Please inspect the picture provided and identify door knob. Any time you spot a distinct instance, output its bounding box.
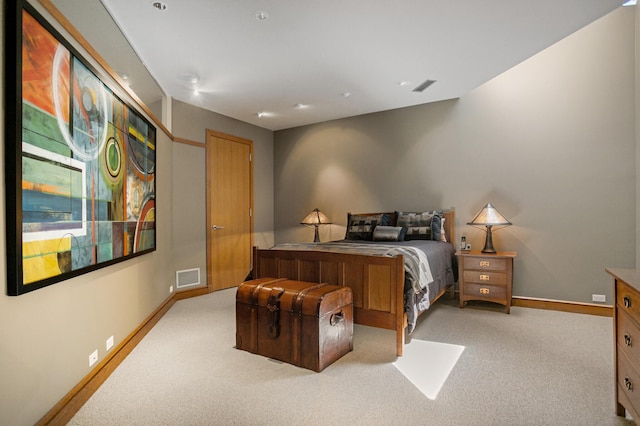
[211,225,225,230]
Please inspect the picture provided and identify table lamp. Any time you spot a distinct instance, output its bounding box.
[301,208,331,242]
[467,203,512,253]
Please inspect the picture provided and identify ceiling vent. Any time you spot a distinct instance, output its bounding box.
[413,79,437,93]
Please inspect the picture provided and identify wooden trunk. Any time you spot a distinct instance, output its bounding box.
[235,278,354,372]
[253,247,407,355]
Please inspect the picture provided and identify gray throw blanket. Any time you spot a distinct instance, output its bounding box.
[271,242,433,296]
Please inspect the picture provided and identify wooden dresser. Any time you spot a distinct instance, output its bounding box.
[607,267,640,422]
[457,251,516,313]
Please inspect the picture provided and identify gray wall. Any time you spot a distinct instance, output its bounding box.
[274,7,636,304]
[636,5,640,269]
[170,100,275,286]
[172,142,207,280]
[0,3,176,424]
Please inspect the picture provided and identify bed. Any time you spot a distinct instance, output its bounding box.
[252,209,457,356]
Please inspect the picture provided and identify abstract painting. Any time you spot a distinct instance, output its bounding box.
[5,2,156,295]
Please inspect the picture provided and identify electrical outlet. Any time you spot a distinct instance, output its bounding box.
[89,350,98,367]
[592,294,606,303]
[106,335,114,351]
[170,285,174,293]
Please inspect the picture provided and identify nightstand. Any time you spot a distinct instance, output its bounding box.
[457,250,517,313]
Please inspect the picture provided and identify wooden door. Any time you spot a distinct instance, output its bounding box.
[206,130,253,291]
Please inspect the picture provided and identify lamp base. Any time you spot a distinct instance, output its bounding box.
[481,226,497,253]
[313,226,320,243]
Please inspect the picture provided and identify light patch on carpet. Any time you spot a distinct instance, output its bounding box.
[392,339,464,400]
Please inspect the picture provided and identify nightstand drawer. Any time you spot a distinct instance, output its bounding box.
[463,283,507,300]
[463,257,507,271]
[463,270,507,286]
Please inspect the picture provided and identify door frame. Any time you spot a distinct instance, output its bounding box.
[205,129,254,291]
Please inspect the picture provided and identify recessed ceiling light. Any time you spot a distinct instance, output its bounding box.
[151,2,167,11]
[257,112,266,118]
[398,81,410,87]
[623,0,636,5]
[118,73,130,86]
[341,92,351,98]
[178,73,200,84]
[294,103,307,109]
[254,11,269,21]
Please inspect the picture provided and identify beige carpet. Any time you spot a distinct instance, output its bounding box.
[69,288,634,425]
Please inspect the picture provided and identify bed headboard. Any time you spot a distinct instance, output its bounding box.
[352,209,455,246]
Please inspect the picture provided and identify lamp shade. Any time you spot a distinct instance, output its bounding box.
[467,203,511,253]
[300,208,331,226]
[467,203,512,227]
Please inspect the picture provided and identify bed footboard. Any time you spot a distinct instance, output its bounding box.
[253,247,406,356]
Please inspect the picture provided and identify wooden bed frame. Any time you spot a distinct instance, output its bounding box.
[252,210,455,357]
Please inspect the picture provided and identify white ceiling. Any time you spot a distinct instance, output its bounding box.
[97,0,624,131]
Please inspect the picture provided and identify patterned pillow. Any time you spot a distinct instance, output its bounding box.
[372,226,407,242]
[345,213,391,240]
[432,213,444,242]
[395,211,443,241]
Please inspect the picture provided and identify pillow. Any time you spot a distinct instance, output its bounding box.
[372,226,407,242]
[431,213,443,242]
[395,210,443,241]
[439,217,448,242]
[345,213,391,240]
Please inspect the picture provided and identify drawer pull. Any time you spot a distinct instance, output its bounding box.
[480,287,490,295]
[625,334,633,347]
[626,377,633,391]
[480,274,490,281]
[624,296,632,308]
[479,260,490,268]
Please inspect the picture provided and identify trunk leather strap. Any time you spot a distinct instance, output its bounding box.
[291,283,328,364]
[249,278,288,307]
[248,278,287,350]
[292,283,328,316]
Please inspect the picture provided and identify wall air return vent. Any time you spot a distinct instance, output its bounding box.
[176,268,201,289]
[413,79,437,93]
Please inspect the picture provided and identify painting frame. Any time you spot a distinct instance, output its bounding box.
[5,1,157,296]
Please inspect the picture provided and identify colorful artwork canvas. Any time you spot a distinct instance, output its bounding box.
[5,3,156,295]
